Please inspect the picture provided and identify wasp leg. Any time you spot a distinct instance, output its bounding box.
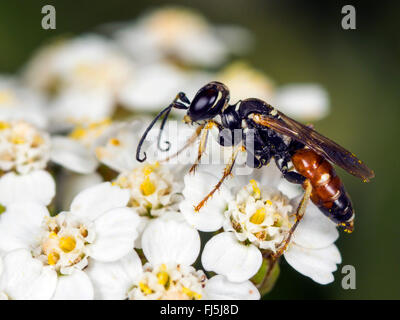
[160,124,205,163]
[189,121,216,174]
[272,179,312,259]
[194,145,242,212]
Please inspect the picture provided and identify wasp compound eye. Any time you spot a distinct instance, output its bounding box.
[188,82,229,121]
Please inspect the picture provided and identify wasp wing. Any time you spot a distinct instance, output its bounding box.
[253,112,375,181]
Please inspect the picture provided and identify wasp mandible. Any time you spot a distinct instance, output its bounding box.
[136,81,374,256]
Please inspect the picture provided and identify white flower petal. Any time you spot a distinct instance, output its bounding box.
[52,269,94,300]
[90,207,140,262]
[71,182,130,221]
[234,161,283,190]
[180,171,231,232]
[0,76,48,129]
[0,202,48,252]
[0,170,55,206]
[205,275,260,300]
[201,232,262,282]
[274,84,329,121]
[86,251,142,300]
[0,249,57,299]
[292,201,339,249]
[142,216,200,266]
[133,214,150,249]
[49,89,115,129]
[278,179,303,199]
[284,243,341,285]
[118,63,187,112]
[95,121,146,172]
[57,171,103,211]
[51,136,98,174]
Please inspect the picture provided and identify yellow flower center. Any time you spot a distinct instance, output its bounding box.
[157,271,170,286]
[47,252,60,265]
[59,236,76,253]
[69,119,111,141]
[109,138,120,146]
[142,162,160,176]
[69,127,87,140]
[11,136,25,144]
[0,121,10,130]
[140,177,156,196]
[250,179,261,199]
[250,207,266,225]
[49,231,58,239]
[139,282,153,295]
[181,287,202,300]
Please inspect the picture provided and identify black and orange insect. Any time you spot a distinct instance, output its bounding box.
[136,81,374,256]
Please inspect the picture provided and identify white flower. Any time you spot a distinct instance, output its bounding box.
[113,7,248,67]
[0,249,57,300]
[0,183,140,299]
[0,76,48,129]
[93,121,186,246]
[50,118,114,174]
[94,120,184,218]
[180,164,341,284]
[94,119,151,173]
[56,171,103,211]
[112,162,183,218]
[87,214,259,300]
[118,62,212,112]
[217,61,275,103]
[0,120,55,206]
[223,183,293,252]
[274,84,330,121]
[23,35,135,130]
[217,62,330,121]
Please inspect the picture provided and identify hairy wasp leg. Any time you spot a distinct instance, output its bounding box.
[194,145,243,212]
[189,121,216,174]
[160,124,205,163]
[272,179,312,259]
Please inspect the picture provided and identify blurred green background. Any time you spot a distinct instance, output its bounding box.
[0,0,398,299]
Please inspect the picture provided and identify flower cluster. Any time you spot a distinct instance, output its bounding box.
[0,6,341,300]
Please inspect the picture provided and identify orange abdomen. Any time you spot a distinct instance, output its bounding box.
[291,148,354,232]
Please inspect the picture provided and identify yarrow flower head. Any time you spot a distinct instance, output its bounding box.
[0,120,50,174]
[217,61,330,122]
[23,34,135,130]
[113,162,182,217]
[50,118,114,174]
[34,213,95,274]
[87,214,260,300]
[0,76,48,129]
[224,180,293,252]
[128,262,206,300]
[0,183,140,299]
[0,120,55,206]
[180,164,341,284]
[113,7,249,68]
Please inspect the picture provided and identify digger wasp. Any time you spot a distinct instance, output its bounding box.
[136,81,374,256]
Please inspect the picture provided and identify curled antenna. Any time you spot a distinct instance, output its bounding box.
[136,93,190,163]
[136,104,173,162]
[157,105,172,152]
